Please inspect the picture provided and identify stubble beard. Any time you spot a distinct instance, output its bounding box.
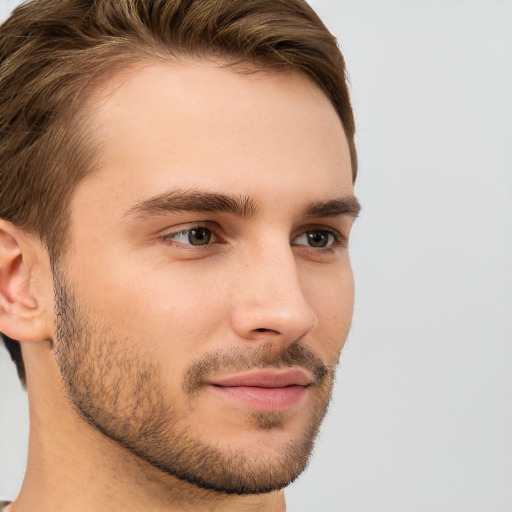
[51,266,338,495]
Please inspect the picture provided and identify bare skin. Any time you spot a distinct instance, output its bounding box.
[0,60,357,511]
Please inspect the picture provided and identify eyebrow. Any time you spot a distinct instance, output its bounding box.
[124,189,360,220]
[124,189,258,218]
[302,196,361,219]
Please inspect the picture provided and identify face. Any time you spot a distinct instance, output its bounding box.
[52,60,358,494]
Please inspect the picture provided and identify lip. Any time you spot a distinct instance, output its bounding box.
[209,368,312,388]
[207,369,312,412]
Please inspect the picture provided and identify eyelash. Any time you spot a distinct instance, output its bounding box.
[160,224,347,252]
[293,228,348,252]
[160,222,222,252]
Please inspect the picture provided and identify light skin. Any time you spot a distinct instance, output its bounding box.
[0,59,358,511]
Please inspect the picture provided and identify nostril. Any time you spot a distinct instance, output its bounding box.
[254,328,281,335]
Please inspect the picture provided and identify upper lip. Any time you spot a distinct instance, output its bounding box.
[208,369,312,388]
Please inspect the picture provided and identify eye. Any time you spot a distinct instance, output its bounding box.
[293,229,339,248]
[163,226,215,246]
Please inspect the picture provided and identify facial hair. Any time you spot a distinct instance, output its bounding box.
[51,265,338,495]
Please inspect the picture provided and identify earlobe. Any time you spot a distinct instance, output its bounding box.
[0,220,52,343]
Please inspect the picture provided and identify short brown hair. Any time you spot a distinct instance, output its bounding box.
[0,0,357,386]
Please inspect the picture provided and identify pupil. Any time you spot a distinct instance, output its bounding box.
[308,231,328,247]
[188,228,211,245]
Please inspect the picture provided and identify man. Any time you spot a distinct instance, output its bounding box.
[0,0,359,510]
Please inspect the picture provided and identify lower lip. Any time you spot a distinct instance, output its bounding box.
[209,385,307,412]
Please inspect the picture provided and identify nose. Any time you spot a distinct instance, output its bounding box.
[230,244,318,344]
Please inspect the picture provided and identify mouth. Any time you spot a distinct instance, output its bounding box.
[206,369,312,413]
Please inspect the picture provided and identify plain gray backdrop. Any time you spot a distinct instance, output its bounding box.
[1,1,511,511]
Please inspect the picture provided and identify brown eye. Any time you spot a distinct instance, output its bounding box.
[294,230,336,248]
[307,231,330,247]
[187,228,212,245]
[164,227,213,245]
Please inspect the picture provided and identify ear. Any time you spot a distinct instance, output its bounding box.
[0,219,53,343]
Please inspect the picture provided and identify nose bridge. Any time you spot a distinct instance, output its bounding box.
[231,237,317,341]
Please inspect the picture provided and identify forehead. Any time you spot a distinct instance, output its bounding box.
[78,59,353,212]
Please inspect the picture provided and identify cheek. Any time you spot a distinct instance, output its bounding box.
[68,253,229,360]
[302,260,354,359]
[106,269,227,344]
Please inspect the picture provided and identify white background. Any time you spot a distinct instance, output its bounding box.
[1,1,511,511]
